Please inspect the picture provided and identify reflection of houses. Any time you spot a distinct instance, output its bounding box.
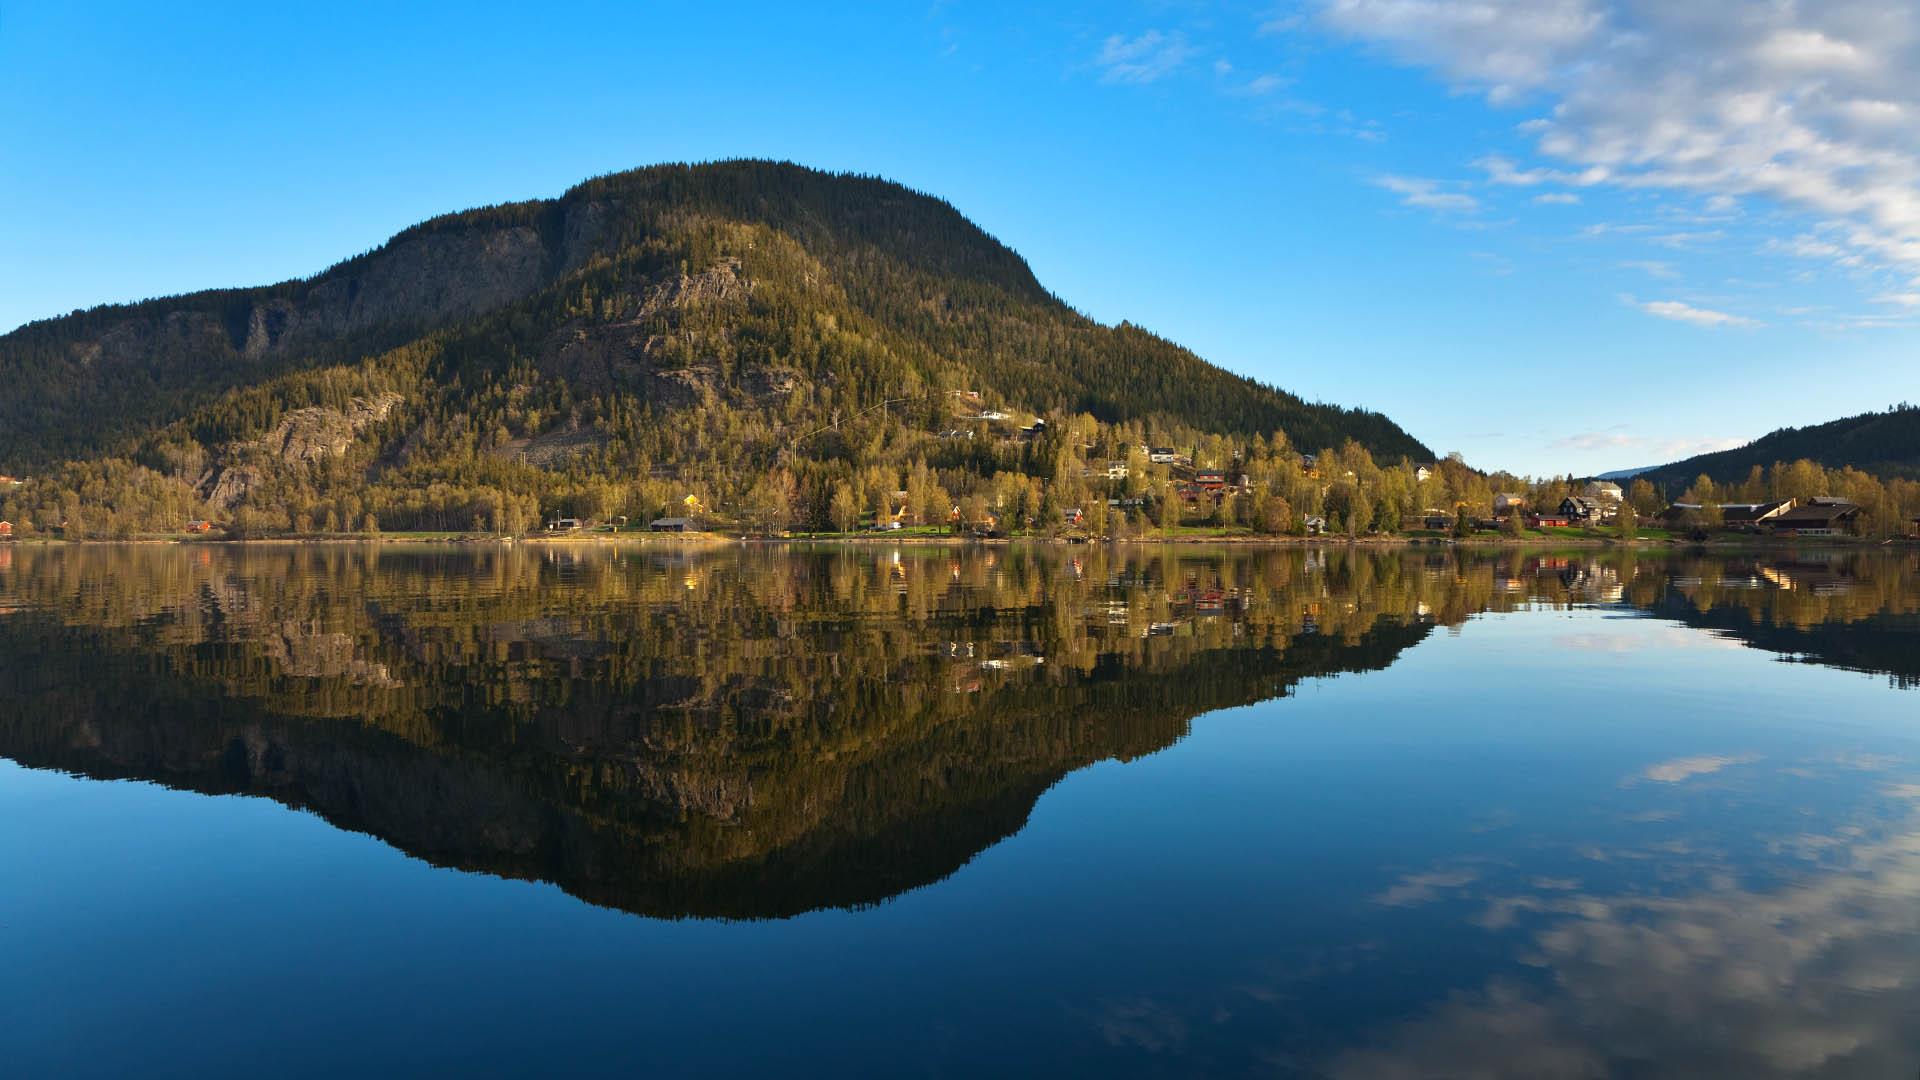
[1768,498,1861,537]
[1757,558,1855,595]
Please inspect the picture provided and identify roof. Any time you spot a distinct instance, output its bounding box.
[1722,499,1794,523]
[1771,502,1860,526]
[650,517,692,526]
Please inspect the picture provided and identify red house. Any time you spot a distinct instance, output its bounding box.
[0,520,13,538]
[1529,510,1573,528]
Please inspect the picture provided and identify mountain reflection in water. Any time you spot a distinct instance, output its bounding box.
[1,543,1916,925]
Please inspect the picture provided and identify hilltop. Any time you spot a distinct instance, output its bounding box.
[1634,405,1920,493]
[0,160,1433,537]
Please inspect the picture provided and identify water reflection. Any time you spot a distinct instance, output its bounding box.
[1333,774,1920,1079]
[1,543,1916,926]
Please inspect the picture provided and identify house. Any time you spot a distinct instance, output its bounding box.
[1018,418,1048,440]
[1768,498,1861,537]
[1174,482,1213,505]
[1149,447,1179,464]
[1063,507,1084,526]
[977,409,1011,421]
[1104,461,1130,480]
[1530,509,1573,528]
[185,520,214,534]
[1560,496,1610,523]
[1414,509,1453,531]
[1414,464,1435,483]
[1494,493,1528,514]
[546,518,584,532]
[649,517,692,532]
[1584,480,1624,502]
[0,521,12,539]
[937,429,974,440]
[1303,515,1327,535]
[1194,470,1227,490]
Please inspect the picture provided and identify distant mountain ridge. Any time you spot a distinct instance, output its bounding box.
[1632,406,1920,492]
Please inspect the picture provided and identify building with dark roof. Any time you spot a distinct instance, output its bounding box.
[1767,499,1861,536]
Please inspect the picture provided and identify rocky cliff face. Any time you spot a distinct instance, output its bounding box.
[197,391,404,509]
[0,200,614,465]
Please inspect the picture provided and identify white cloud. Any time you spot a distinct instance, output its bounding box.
[1329,806,1920,1079]
[1546,428,1745,459]
[1374,174,1480,212]
[1318,0,1920,291]
[1096,30,1199,85]
[1873,291,1920,307]
[1534,192,1581,205]
[1639,753,1760,784]
[1633,297,1759,328]
[1620,259,1677,278]
[1373,868,1480,907]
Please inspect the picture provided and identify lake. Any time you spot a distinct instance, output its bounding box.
[3,542,1919,1077]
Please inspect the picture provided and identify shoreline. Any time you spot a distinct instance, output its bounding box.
[4,532,1911,550]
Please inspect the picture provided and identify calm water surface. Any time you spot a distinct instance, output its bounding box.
[3,543,1920,1077]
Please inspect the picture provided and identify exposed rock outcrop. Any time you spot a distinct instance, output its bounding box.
[197,392,404,509]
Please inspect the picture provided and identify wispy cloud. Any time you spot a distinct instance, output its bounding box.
[1631,297,1760,328]
[1319,0,1920,297]
[1533,192,1581,205]
[1372,869,1480,907]
[1636,753,1761,783]
[1620,259,1677,279]
[1548,428,1746,458]
[1374,174,1480,212]
[1096,30,1198,85]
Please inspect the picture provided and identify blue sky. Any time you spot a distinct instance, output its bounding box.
[5,1,1920,475]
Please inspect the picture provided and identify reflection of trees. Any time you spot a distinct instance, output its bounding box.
[2,544,1914,919]
[0,544,1438,919]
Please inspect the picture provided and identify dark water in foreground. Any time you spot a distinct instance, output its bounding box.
[3,542,1920,1077]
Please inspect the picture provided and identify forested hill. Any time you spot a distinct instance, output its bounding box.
[0,160,1431,537]
[1635,406,1920,491]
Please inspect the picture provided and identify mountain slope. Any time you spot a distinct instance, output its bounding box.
[0,160,1432,536]
[1636,406,1920,492]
